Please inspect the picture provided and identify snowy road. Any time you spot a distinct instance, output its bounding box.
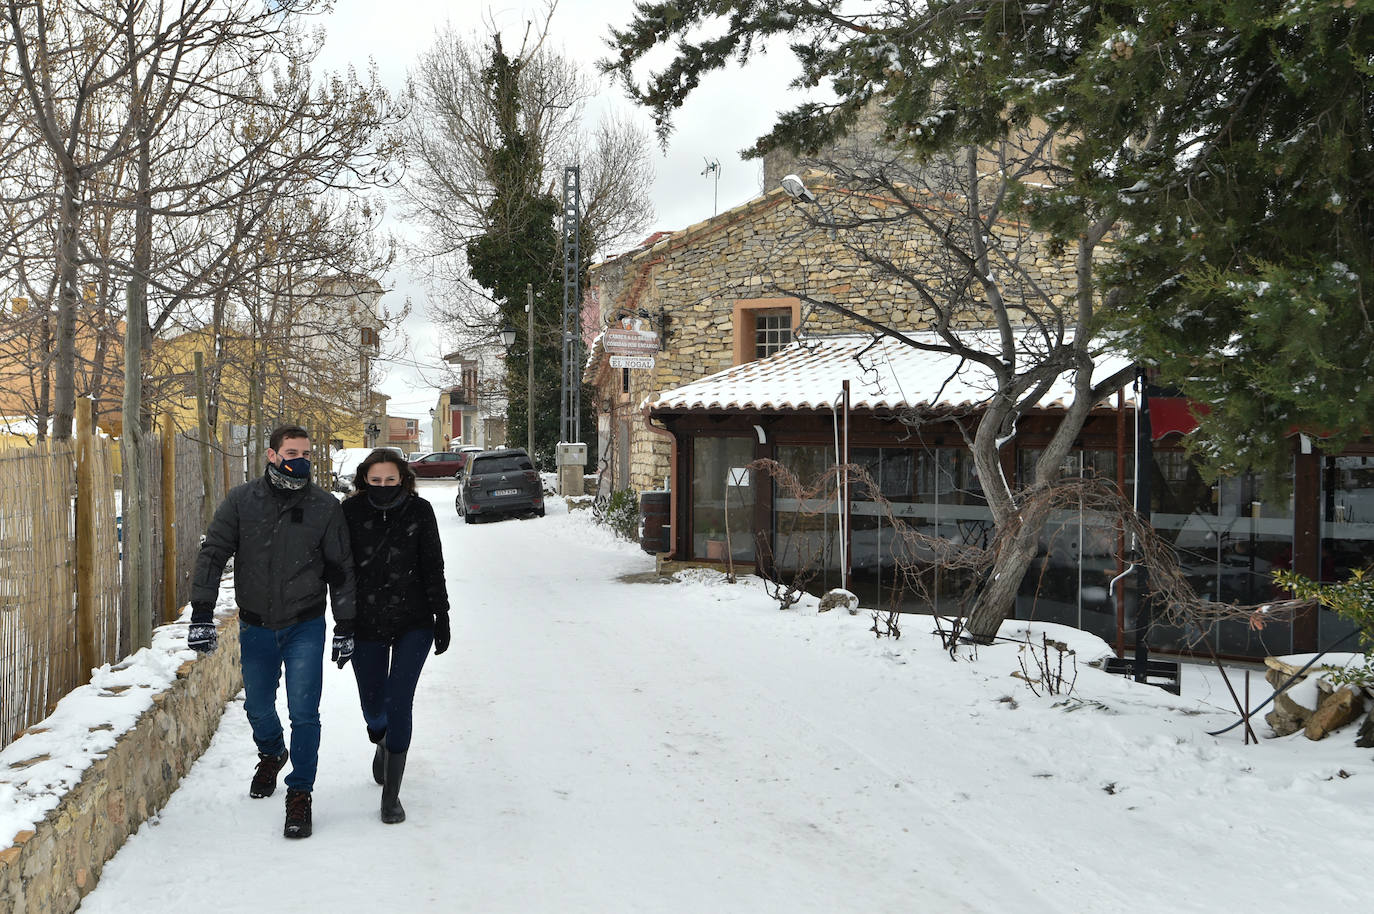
[77,481,1374,913]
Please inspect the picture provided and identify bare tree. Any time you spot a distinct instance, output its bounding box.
[770,131,1137,644]
[2,0,401,646]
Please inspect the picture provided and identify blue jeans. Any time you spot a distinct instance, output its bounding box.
[239,616,325,793]
[351,627,433,754]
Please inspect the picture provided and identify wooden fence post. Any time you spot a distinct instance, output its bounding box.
[160,414,178,624]
[75,398,98,683]
[194,351,214,530]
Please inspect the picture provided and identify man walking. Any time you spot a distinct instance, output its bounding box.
[188,424,356,839]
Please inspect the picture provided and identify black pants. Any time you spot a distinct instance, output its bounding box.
[351,627,433,753]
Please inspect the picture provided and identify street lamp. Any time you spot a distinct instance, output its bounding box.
[499,325,517,348]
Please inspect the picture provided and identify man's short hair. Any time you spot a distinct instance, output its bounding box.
[269,424,311,451]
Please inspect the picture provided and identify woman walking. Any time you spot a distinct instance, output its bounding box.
[343,449,450,823]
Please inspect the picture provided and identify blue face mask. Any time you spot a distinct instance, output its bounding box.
[277,457,311,480]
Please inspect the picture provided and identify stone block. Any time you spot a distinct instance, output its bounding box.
[1305,687,1365,740]
[818,589,859,614]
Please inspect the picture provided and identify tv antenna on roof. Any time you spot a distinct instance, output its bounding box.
[701,157,721,215]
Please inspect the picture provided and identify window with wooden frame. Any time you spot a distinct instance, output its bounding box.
[754,310,792,359]
[731,297,801,365]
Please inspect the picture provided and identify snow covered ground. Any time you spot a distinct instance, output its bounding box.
[28,481,1374,911]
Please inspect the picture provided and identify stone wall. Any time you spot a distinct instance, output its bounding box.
[0,612,242,914]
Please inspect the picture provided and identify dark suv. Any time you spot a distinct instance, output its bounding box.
[456,448,543,522]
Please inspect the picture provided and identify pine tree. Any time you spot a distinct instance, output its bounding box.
[1098,2,1374,480]
[465,40,568,467]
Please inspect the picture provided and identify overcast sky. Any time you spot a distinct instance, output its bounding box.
[315,0,807,428]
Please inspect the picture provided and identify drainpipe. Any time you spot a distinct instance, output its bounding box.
[641,403,678,559]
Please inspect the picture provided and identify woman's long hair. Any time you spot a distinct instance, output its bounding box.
[350,449,418,496]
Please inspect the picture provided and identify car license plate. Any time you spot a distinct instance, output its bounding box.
[493,488,519,497]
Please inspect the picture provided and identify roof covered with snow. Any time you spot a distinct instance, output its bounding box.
[648,331,1137,414]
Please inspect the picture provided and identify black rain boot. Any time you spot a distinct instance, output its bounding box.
[380,750,407,824]
[368,728,387,785]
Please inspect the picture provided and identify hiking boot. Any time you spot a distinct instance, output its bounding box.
[249,749,289,799]
[283,788,312,839]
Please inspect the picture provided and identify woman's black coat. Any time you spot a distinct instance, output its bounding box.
[342,492,449,643]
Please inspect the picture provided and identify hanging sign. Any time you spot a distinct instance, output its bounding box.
[609,355,655,369]
[604,327,660,355]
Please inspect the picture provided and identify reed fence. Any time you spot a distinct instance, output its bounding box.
[0,439,78,748]
[1,402,247,748]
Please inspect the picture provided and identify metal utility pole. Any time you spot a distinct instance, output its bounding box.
[559,165,581,444]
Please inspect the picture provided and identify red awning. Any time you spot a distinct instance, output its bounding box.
[1149,397,1207,440]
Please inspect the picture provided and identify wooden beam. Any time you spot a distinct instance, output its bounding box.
[160,413,178,624]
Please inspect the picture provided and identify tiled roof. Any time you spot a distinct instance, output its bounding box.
[649,331,1136,414]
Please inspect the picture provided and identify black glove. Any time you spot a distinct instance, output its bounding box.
[331,631,354,668]
[187,622,218,654]
[433,612,450,655]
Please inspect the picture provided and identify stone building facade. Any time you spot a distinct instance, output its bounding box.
[585,179,1081,499]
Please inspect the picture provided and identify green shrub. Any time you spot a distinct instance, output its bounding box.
[598,488,640,542]
[1274,567,1374,653]
[1319,661,1374,690]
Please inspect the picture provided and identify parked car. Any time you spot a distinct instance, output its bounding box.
[408,450,468,478]
[455,448,542,522]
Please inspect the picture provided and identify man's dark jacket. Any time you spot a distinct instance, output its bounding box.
[191,472,356,631]
[342,492,448,643]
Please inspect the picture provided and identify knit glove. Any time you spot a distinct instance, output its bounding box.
[433,612,451,656]
[331,631,355,669]
[187,622,218,654]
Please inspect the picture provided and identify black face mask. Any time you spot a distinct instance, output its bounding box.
[367,484,405,509]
